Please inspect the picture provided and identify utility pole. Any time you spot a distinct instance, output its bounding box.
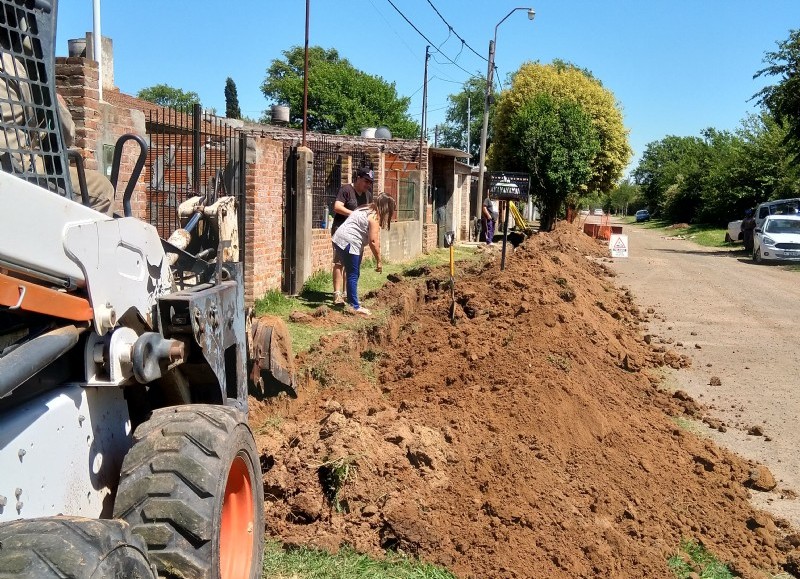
[302,0,310,147]
[420,45,430,158]
[466,97,471,162]
[475,39,495,221]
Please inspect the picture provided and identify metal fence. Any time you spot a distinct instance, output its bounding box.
[145,104,246,259]
[384,176,417,221]
[306,135,371,227]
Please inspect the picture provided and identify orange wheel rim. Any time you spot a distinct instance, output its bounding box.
[220,455,255,579]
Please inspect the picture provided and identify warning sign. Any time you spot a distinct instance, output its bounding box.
[609,234,628,258]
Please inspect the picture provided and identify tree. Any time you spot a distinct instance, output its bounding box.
[225,77,241,119]
[489,61,631,195]
[261,46,419,138]
[633,135,705,223]
[137,84,200,110]
[754,29,800,161]
[507,93,600,231]
[438,76,497,163]
[610,179,641,216]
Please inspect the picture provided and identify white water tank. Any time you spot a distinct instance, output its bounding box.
[271,105,290,125]
[361,127,377,138]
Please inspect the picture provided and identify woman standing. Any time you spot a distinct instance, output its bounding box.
[331,193,396,316]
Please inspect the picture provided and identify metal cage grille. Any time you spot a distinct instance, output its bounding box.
[0,0,69,197]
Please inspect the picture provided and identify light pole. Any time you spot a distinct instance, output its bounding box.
[474,7,535,224]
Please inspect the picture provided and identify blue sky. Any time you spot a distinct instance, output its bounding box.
[56,0,800,174]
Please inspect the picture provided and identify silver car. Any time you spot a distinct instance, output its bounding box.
[753,214,800,263]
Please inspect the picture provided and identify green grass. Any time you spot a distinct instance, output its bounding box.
[263,542,456,579]
[628,218,728,248]
[667,539,734,579]
[254,246,479,355]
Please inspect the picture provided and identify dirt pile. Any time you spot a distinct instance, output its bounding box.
[251,223,798,578]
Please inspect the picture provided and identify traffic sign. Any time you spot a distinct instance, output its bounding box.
[610,234,628,258]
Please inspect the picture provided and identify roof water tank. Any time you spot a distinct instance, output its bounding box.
[271,105,290,125]
[361,127,377,138]
[375,126,392,139]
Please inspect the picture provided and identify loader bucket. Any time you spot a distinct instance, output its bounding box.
[248,314,297,398]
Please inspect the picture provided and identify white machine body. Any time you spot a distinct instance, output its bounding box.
[0,384,132,522]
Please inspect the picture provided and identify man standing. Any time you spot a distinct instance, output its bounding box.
[482,192,498,245]
[331,167,373,305]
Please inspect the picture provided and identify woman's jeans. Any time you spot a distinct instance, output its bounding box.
[333,244,362,308]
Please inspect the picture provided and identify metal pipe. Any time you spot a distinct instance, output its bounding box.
[92,0,103,101]
[0,325,85,399]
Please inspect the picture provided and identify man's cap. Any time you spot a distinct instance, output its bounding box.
[357,168,374,182]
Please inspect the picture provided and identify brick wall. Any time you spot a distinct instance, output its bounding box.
[244,137,284,303]
[311,229,333,275]
[56,57,149,219]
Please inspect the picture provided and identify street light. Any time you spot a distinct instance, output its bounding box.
[474,7,535,226]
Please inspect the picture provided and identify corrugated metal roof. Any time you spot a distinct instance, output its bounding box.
[430,147,469,158]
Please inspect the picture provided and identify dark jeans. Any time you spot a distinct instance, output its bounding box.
[483,217,495,244]
[333,243,362,308]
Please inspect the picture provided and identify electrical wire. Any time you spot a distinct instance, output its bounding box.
[424,0,489,64]
[384,0,482,81]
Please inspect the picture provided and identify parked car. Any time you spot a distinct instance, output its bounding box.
[726,219,743,243]
[593,208,604,216]
[754,198,800,230]
[752,214,800,263]
[635,209,650,222]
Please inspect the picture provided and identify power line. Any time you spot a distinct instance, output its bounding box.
[384,0,482,81]
[424,0,489,64]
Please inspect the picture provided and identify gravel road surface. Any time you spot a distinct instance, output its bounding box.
[610,221,800,526]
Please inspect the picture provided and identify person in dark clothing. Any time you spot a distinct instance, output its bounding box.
[741,208,756,253]
[331,167,373,305]
[482,193,498,245]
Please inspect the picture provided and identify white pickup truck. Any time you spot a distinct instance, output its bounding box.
[727,198,800,243]
[726,220,743,243]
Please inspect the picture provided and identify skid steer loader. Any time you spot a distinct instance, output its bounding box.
[0,1,294,577]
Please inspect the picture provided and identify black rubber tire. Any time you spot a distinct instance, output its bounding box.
[0,516,156,579]
[754,246,763,263]
[113,405,265,579]
[724,232,732,243]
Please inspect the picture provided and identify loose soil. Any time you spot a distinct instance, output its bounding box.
[251,223,800,578]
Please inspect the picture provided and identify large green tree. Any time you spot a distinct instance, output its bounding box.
[261,46,419,138]
[633,135,705,222]
[225,77,241,119]
[508,93,600,231]
[438,76,497,162]
[137,84,200,110]
[610,178,641,216]
[490,60,631,195]
[754,29,800,162]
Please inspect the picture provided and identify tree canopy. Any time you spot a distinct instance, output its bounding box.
[632,114,800,225]
[225,77,241,119]
[137,84,200,110]
[489,61,631,195]
[507,93,600,231]
[261,46,419,138]
[754,29,800,162]
[438,76,497,163]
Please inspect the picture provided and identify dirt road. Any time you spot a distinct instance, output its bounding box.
[611,222,800,525]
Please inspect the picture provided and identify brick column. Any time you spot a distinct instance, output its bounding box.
[55,57,100,171]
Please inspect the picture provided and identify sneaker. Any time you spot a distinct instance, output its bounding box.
[333,291,345,305]
[354,307,372,316]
